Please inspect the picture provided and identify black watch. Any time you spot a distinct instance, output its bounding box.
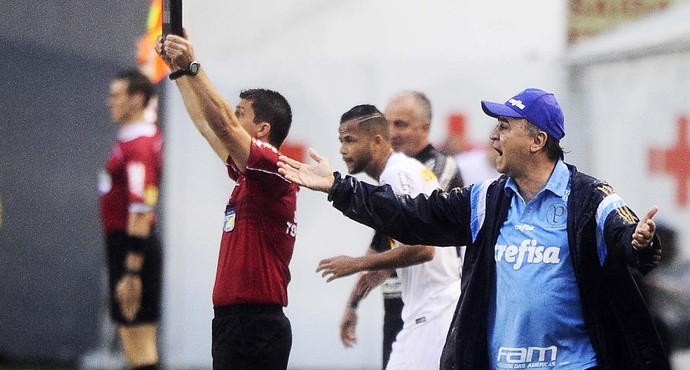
[169,60,201,80]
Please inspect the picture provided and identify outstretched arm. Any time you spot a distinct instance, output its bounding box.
[281,148,473,247]
[316,244,434,282]
[156,32,251,169]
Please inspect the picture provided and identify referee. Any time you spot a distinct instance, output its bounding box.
[100,69,163,370]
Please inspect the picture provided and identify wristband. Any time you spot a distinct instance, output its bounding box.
[126,235,150,253]
[124,268,141,276]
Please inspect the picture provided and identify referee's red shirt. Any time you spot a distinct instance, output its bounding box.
[213,139,298,307]
[99,121,162,234]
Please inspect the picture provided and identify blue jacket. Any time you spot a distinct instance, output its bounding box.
[327,164,668,370]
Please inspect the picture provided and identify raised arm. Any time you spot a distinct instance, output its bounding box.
[175,76,229,162]
[156,32,252,170]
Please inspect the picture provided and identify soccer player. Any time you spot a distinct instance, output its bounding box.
[316,104,460,369]
[339,91,464,368]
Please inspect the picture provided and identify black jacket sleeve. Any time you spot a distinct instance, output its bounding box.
[600,191,661,275]
[327,172,472,247]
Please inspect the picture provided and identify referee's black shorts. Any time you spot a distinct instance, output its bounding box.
[212,304,292,370]
[106,231,162,325]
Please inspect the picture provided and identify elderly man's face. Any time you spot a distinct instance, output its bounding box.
[489,117,535,178]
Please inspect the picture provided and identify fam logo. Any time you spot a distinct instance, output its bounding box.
[497,346,557,369]
[495,239,561,270]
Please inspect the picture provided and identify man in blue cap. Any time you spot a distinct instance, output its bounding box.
[278,88,669,369]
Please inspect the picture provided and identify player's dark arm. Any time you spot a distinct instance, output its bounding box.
[353,244,434,271]
[318,241,433,283]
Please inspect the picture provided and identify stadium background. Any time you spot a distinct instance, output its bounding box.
[2,1,690,368]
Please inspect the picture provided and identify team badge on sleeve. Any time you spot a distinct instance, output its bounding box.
[144,185,159,206]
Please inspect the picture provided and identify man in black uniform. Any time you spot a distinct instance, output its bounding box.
[338,91,463,368]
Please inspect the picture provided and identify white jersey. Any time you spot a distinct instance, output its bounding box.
[379,152,461,329]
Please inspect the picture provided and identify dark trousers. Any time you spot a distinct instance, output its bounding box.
[382,297,404,369]
[212,304,292,370]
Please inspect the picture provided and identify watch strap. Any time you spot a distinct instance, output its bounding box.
[169,61,201,80]
[169,69,189,80]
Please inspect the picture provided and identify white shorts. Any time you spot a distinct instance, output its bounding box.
[385,302,456,370]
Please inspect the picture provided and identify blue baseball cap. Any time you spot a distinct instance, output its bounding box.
[481,88,565,140]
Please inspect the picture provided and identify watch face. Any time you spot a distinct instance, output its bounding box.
[189,62,200,75]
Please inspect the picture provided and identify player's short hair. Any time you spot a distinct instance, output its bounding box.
[340,104,389,140]
[115,69,155,107]
[240,89,292,148]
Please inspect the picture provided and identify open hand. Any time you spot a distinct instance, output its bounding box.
[278,148,335,192]
[316,255,360,282]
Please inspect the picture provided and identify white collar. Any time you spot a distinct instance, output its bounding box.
[118,120,157,142]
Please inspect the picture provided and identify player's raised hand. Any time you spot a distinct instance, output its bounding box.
[632,206,658,251]
[278,148,335,192]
